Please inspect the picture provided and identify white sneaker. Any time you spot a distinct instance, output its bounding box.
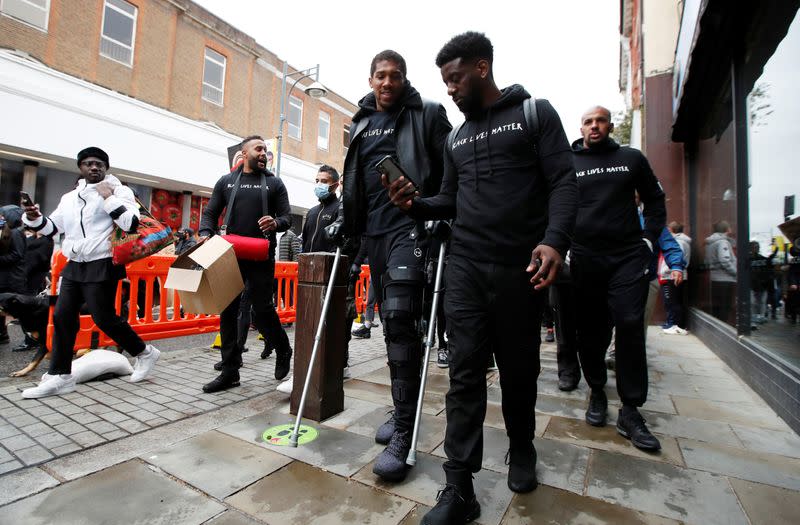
[130,344,160,383]
[662,325,679,335]
[674,326,689,335]
[343,366,352,379]
[276,377,293,394]
[22,374,76,399]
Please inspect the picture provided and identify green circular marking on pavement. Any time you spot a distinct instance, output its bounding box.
[262,424,318,446]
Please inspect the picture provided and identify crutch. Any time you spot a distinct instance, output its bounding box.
[290,246,342,447]
[407,222,449,466]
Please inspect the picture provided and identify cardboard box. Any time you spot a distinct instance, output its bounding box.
[164,236,244,314]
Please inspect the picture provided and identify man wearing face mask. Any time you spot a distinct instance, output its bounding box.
[301,165,341,254]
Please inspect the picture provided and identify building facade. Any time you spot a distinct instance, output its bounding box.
[620,0,800,432]
[0,0,357,227]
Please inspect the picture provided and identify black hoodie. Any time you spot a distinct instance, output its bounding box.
[570,138,665,253]
[410,85,577,265]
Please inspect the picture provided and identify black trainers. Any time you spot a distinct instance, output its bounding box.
[506,440,538,493]
[558,374,579,391]
[214,358,242,371]
[436,347,449,368]
[202,372,240,393]
[274,346,292,380]
[260,343,272,359]
[352,325,371,339]
[544,329,555,343]
[585,389,608,427]
[421,484,481,525]
[617,407,661,451]
[375,412,396,445]
[372,430,411,481]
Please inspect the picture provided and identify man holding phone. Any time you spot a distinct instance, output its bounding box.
[386,33,577,523]
[326,50,452,482]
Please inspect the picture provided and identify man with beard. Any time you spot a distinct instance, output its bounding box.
[387,32,577,523]
[326,50,452,482]
[199,135,293,393]
[570,107,665,451]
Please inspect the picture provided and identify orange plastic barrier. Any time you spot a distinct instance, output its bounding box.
[47,251,371,352]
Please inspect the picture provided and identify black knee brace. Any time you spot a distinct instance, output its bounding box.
[381,267,425,321]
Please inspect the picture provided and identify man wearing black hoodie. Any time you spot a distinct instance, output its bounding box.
[387,32,577,524]
[326,50,452,482]
[570,106,666,452]
[199,135,293,393]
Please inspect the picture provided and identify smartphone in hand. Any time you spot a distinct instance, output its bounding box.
[20,191,34,207]
[376,155,416,192]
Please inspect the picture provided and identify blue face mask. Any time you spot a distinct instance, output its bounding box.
[0,218,6,229]
[314,183,332,200]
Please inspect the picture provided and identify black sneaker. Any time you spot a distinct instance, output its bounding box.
[421,484,481,525]
[375,412,396,445]
[585,389,608,427]
[558,374,579,392]
[202,372,240,393]
[617,407,661,451]
[214,358,242,371]
[436,347,449,368]
[544,329,555,343]
[506,440,538,493]
[372,430,411,481]
[274,346,292,380]
[352,325,371,339]
[260,343,273,359]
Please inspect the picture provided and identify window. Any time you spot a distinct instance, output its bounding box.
[318,112,330,150]
[343,124,350,154]
[1,0,50,31]
[202,48,226,106]
[288,95,303,140]
[100,0,137,66]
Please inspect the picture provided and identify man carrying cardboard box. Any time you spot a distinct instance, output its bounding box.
[198,135,293,393]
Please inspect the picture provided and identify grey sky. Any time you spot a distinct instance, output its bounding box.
[193,0,624,140]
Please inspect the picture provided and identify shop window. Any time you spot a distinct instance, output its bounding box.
[100,0,137,67]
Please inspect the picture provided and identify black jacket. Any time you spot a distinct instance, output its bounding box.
[410,85,577,265]
[340,82,452,237]
[302,194,340,253]
[24,234,54,294]
[571,138,666,253]
[199,166,291,259]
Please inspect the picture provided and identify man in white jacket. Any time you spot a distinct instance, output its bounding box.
[21,147,160,398]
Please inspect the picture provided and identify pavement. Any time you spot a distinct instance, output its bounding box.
[1,324,799,524]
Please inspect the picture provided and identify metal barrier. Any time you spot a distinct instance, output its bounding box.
[47,251,371,352]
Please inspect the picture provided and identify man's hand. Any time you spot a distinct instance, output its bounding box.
[258,215,277,233]
[95,182,114,199]
[671,270,684,286]
[381,174,418,212]
[324,221,345,246]
[24,204,41,221]
[526,244,563,290]
[349,263,362,283]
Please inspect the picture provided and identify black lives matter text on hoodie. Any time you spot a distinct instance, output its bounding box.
[571,138,666,254]
[410,85,577,266]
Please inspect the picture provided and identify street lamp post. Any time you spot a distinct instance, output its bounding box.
[275,61,327,178]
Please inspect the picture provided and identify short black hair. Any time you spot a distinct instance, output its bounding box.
[435,31,493,68]
[318,164,340,182]
[370,50,407,77]
[240,135,264,149]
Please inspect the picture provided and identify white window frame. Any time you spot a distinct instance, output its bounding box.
[99,0,137,67]
[0,0,50,32]
[202,47,227,106]
[288,95,303,141]
[317,111,330,150]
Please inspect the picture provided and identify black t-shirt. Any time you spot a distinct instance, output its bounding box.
[357,111,414,237]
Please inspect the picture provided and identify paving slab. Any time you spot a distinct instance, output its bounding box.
[729,477,800,525]
[534,394,590,421]
[543,416,684,466]
[397,503,432,525]
[679,438,800,491]
[217,411,384,477]
[503,484,681,524]
[672,396,789,430]
[641,411,741,447]
[142,430,292,499]
[430,425,589,495]
[0,460,224,524]
[226,460,415,525]
[729,424,800,459]
[204,509,264,525]
[586,449,748,525]
[353,451,513,525]
[0,466,60,507]
[343,380,445,415]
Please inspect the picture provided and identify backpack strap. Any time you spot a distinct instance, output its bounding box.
[522,97,540,157]
[221,171,241,235]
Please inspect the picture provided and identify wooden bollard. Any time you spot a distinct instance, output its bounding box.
[290,252,349,421]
